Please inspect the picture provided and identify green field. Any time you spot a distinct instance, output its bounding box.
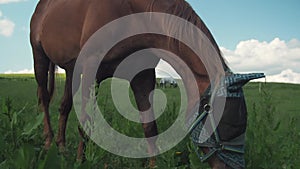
[0,74,299,169]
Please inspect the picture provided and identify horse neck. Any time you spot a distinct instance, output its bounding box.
[130,0,228,71]
[193,20,229,73]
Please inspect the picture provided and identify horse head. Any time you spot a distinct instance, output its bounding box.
[190,72,265,168]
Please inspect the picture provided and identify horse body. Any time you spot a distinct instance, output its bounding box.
[31,0,121,66]
[30,0,238,168]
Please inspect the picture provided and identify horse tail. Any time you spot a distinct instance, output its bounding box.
[48,61,55,100]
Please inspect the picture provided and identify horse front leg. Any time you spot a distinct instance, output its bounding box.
[76,61,100,162]
[130,69,158,168]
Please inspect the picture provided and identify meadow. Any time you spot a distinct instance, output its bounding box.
[0,74,299,169]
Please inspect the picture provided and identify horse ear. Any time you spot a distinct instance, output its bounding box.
[213,73,265,97]
[227,73,265,89]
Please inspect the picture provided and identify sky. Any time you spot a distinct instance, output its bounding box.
[0,0,300,83]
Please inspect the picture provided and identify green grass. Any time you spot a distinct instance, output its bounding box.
[0,74,299,169]
[243,82,300,133]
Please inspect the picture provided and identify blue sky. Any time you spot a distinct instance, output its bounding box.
[0,0,300,82]
[188,0,300,49]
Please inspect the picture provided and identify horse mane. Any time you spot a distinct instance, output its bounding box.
[181,1,230,72]
[148,0,231,72]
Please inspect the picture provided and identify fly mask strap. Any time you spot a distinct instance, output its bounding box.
[189,72,265,167]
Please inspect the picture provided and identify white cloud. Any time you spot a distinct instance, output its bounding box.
[0,0,25,4]
[221,38,300,75]
[156,38,300,83]
[4,68,34,74]
[0,10,15,37]
[4,67,66,74]
[57,67,65,73]
[156,60,180,79]
[287,38,300,49]
[267,69,300,84]
[0,19,15,36]
[220,38,300,84]
[253,69,300,84]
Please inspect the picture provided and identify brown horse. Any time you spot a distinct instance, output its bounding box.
[30,0,246,168]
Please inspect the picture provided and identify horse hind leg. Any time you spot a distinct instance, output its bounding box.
[130,69,158,168]
[56,64,78,152]
[32,46,53,149]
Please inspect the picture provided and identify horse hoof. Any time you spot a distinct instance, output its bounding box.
[44,140,52,150]
[76,158,83,163]
[76,141,86,163]
[148,157,157,168]
[58,145,66,153]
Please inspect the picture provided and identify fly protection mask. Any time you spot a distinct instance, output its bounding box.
[189,72,265,168]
